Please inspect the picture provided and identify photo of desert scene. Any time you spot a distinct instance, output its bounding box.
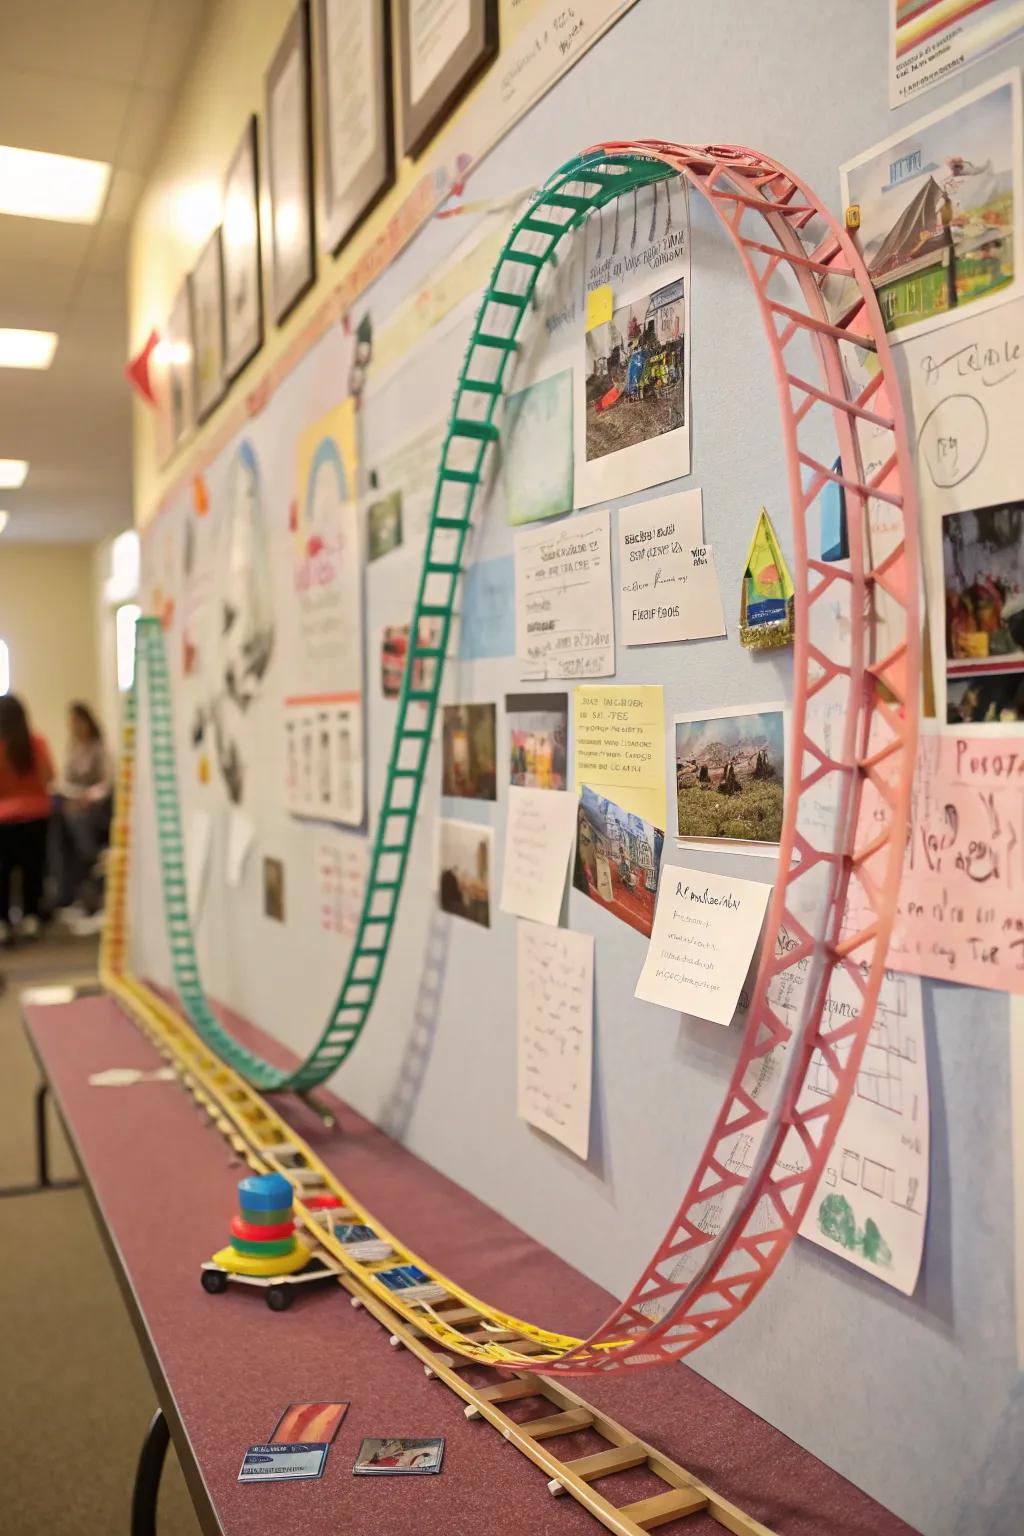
[584,278,685,462]
[675,709,786,845]
[842,77,1017,335]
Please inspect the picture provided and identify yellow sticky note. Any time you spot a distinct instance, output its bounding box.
[586,283,613,332]
[573,685,667,831]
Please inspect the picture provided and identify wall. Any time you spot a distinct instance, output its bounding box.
[128,3,1024,1534]
[0,544,100,755]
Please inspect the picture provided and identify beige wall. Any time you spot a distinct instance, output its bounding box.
[0,544,100,759]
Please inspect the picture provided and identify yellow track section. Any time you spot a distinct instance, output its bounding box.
[101,731,607,1366]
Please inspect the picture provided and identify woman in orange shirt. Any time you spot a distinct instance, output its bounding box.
[0,695,55,943]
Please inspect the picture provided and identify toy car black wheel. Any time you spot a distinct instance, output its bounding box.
[266,1285,292,1312]
[201,1269,228,1295]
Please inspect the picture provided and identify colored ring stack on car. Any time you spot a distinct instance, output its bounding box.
[211,1172,310,1276]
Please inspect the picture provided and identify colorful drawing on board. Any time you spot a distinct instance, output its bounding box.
[506,692,568,790]
[674,707,786,846]
[817,1193,892,1271]
[441,704,497,800]
[572,786,663,939]
[503,370,574,525]
[437,820,492,929]
[584,279,686,463]
[367,490,403,560]
[740,508,794,650]
[841,74,1021,342]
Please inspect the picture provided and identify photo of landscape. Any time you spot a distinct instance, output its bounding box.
[675,708,786,846]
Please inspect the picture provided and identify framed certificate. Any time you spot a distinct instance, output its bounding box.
[266,0,315,324]
[166,283,195,451]
[189,227,226,421]
[316,0,395,254]
[222,115,263,380]
[397,0,498,159]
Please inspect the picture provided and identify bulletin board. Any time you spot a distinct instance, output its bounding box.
[131,4,1024,1531]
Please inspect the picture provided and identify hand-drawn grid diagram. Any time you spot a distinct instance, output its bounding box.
[807,978,924,1214]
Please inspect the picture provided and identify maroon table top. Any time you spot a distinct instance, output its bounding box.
[24,992,918,1536]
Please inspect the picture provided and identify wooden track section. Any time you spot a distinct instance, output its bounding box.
[106,141,920,1376]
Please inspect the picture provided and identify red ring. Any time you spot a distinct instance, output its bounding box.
[230,1213,295,1241]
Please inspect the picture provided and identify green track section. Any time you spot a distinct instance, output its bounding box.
[133,150,676,1092]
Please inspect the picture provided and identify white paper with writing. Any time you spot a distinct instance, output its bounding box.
[1011,996,1024,1364]
[517,922,594,1159]
[514,510,614,680]
[635,865,772,1025]
[617,490,725,645]
[500,788,577,927]
[225,809,255,889]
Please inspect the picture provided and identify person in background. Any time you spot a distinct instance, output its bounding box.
[0,695,55,943]
[52,702,112,915]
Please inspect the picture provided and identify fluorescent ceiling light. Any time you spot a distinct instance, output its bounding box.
[0,329,57,369]
[0,145,111,223]
[0,460,28,488]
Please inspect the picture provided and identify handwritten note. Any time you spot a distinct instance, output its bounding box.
[617,491,724,645]
[903,298,1024,518]
[880,725,1024,991]
[573,685,666,828]
[500,788,577,927]
[514,510,614,680]
[517,922,594,1159]
[635,864,772,1025]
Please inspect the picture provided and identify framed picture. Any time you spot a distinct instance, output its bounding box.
[222,115,263,380]
[265,0,315,324]
[315,0,395,254]
[396,0,498,158]
[189,227,226,422]
[165,283,194,451]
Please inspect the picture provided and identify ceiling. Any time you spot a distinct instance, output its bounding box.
[0,0,208,543]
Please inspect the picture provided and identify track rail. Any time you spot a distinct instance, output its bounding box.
[108,139,919,1374]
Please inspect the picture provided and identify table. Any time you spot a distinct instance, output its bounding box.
[23,990,919,1536]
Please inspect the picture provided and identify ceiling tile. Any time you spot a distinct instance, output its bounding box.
[0,215,92,268]
[0,258,80,313]
[139,0,209,90]
[0,65,130,162]
[116,87,175,175]
[1,0,153,88]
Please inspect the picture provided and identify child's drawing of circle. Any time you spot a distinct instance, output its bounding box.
[917,393,988,489]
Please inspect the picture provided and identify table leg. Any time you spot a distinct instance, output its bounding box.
[0,1081,81,1198]
[130,1408,170,1536]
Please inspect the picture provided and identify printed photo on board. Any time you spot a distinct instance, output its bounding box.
[380,618,442,699]
[944,500,1024,666]
[947,668,1024,724]
[263,856,285,922]
[840,73,1021,342]
[675,707,786,846]
[584,279,686,463]
[367,490,403,560]
[441,704,497,800]
[572,786,664,938]
[506,692,568,790]
[437,819,492,929]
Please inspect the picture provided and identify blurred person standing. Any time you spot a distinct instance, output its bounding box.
[52,701,112,915]
[0,695,55,943]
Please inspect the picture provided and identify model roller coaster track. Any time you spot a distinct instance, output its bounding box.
[104,141,919,1378]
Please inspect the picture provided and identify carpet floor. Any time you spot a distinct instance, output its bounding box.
[0,935,202,1535]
